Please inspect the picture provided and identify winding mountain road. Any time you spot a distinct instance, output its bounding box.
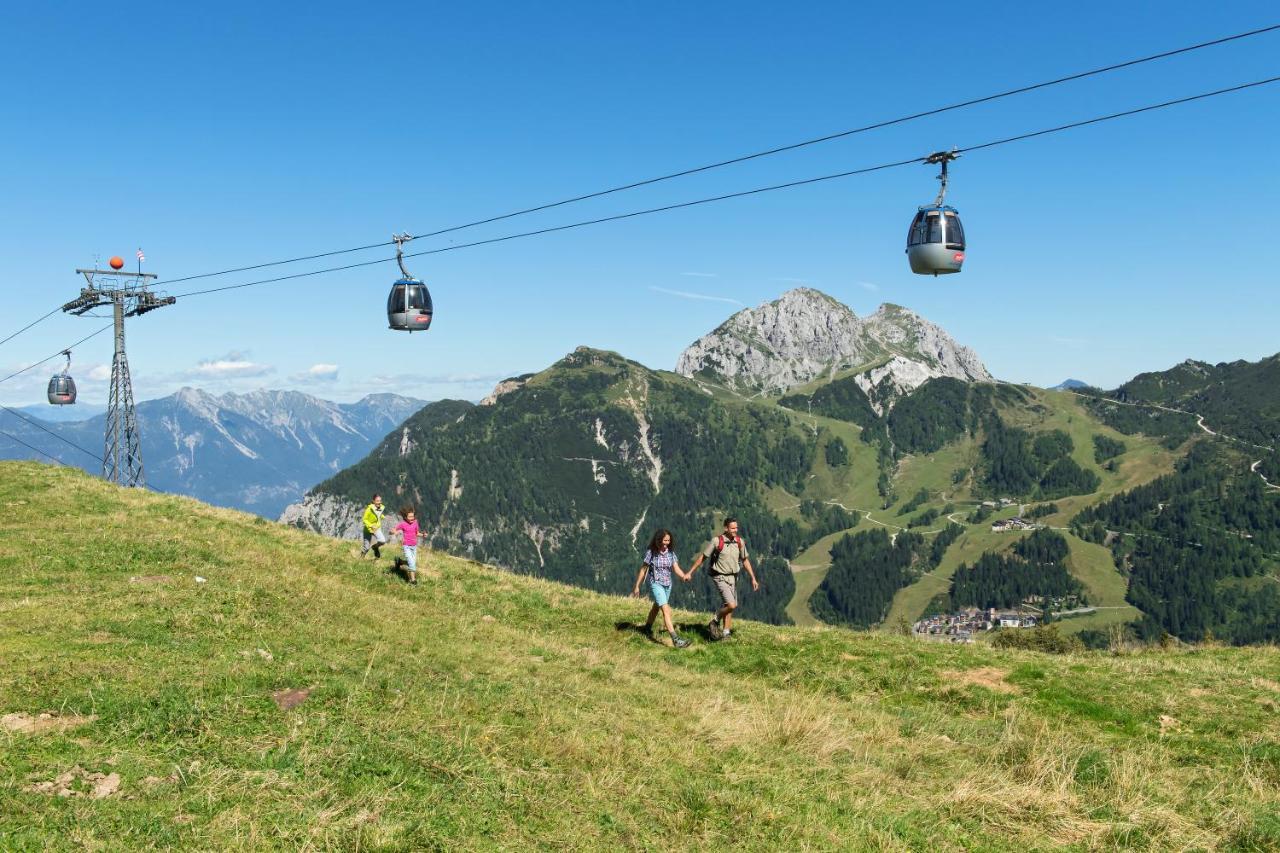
[1069,391,1277,489]
[1251,459,1279,490]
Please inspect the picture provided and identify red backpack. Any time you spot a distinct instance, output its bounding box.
[708,534,747,569]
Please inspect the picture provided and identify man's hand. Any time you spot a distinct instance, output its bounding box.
[751,577,760,592]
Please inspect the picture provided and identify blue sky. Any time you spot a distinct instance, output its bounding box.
[2,1,1277,406]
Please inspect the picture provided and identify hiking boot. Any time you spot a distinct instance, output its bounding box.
[707,619,722,640]
[638,623,653,636]
[672,635,691,649]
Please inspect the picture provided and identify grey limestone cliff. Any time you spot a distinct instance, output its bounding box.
[675,288,991,399]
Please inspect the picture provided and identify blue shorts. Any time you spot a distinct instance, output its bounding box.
[402,545,417,571]
[649,581,672,607]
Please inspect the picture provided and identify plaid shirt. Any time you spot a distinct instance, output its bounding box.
[643,548,675,586]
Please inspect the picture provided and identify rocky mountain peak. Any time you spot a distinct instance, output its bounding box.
[675,288,869,395]
[675,288,991,397]
[862,303,991,382]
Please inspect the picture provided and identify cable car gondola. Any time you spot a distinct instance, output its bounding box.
[906,150,966,276]
[386,232,433,332]
[47,349,76,405]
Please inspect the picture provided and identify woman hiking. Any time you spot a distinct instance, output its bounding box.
[631,529,692,648]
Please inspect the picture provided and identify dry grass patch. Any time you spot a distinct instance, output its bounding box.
[940,666,1018,694]
[27,766,122,799]
[271,687,313,710]
[2,711,97,734]
[943,779,1102,846]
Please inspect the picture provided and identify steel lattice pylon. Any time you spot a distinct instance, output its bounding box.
[104,296,144,486]
[62,266,174,488]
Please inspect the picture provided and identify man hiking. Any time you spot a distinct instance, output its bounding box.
[360,493,387,559]
[687,517,759,639]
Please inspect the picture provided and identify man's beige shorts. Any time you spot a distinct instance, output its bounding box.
[712,573,738,608]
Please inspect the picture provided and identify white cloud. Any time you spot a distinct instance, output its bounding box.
[679,272,718,278]
[190,351,274,379]
[88,365,111,381]
[858,281,880,292]
[649,286,744,306]
[290,363,340,383]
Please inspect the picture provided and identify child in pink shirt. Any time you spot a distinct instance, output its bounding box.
[393,507,421,585]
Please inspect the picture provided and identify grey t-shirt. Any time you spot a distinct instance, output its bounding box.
[702,536,747,575]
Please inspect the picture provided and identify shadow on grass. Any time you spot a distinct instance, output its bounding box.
[677,621,724,642]
[614,619,720,646]
[385,559,415,584]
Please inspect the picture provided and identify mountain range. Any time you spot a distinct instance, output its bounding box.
[283,287,1280,645]
[0,388,426,517]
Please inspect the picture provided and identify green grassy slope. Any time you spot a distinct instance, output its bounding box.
[765,386,1180,630]
[3,462,1280,850]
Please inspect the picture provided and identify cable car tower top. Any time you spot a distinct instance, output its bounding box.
[60,265,176,488]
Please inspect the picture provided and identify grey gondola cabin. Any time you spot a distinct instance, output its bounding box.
[906,150,966,276]
[47,374,76,405]
[47,350,76,405]
[906,206,966,275]
[386,232,433,332]
[387,279,433,331]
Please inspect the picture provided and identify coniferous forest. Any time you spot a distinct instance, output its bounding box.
[808,523,962,628]
[950,529,1084,610]
[1072,442,1280,643]
[980,420,1101,499]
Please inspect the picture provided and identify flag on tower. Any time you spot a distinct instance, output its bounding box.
[136,248,146,263]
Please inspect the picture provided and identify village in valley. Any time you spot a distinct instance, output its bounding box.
[913,607,1040,643]
[911,498,1081,643]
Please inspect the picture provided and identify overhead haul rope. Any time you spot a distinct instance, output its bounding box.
[156,23,1280,288]
[174,74,1280,300]
[2,24,1277,352]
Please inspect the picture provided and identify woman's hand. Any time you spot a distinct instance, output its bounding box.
[631,585,642,598]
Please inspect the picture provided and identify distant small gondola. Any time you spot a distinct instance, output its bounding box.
[386,233,433,332]
[47,349,76,405]
[906,150,966,276]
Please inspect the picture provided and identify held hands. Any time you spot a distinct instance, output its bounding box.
[676,570,691,583]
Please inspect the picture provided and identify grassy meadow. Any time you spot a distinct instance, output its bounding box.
[2,462,1279,850]
[765,385,1183,631]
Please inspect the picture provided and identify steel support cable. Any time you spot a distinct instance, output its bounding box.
[156,23,1280,289]
[1,24,1275,355]
[0,405,104,463]
[0,306,62,351]
[176,74,1280,301]
[178,157,925,298]
[0,426,66,466]
[0,324,111,463]
[0,325,112,387]
[956,75,1280,155]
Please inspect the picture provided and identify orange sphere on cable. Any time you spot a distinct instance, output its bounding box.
[108,256,125,270]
